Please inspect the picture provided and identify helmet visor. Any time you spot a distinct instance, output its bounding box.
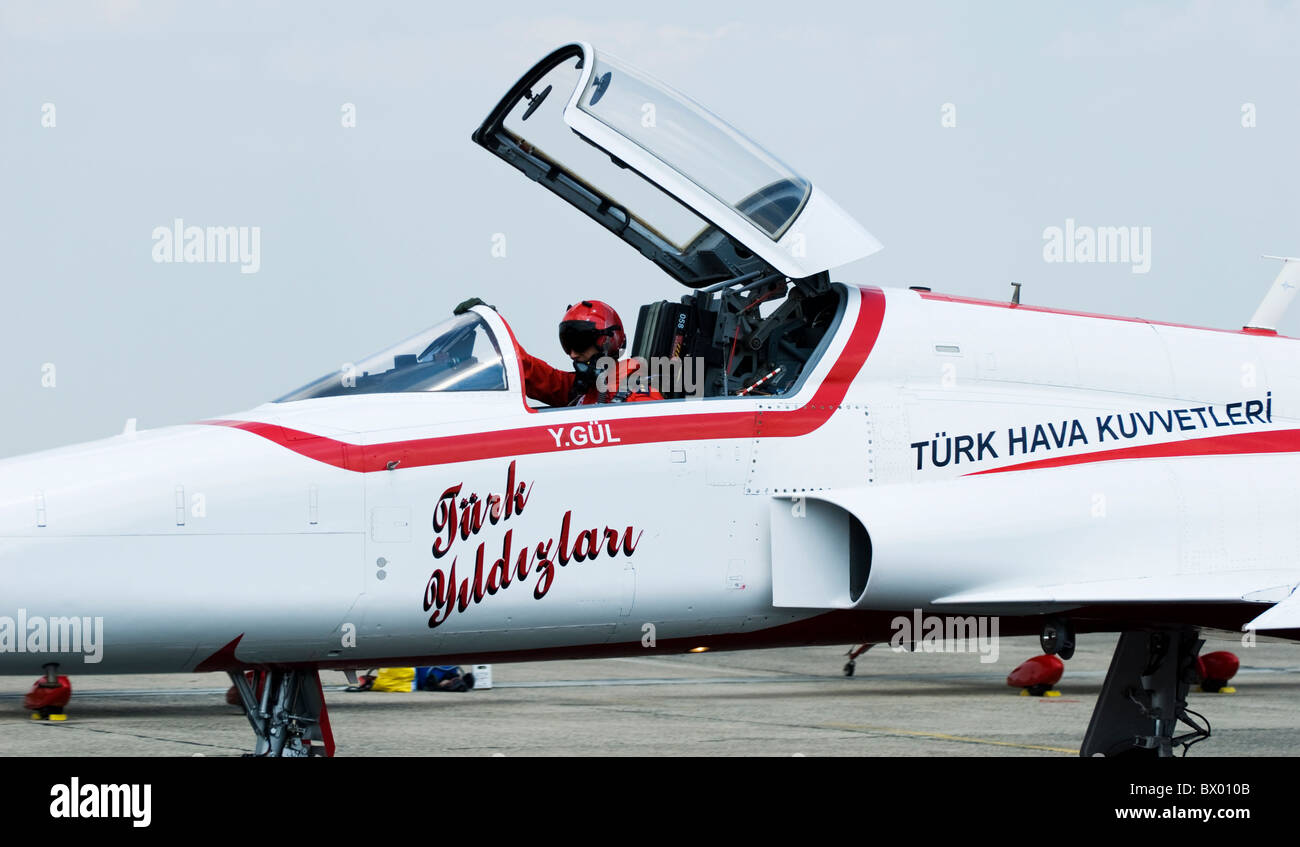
[559,320,601,354]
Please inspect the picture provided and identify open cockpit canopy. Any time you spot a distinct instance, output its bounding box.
[473,42,881,288]
[279,46,882,407]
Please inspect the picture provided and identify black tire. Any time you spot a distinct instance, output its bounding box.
[1041,617,1076,659]
[1040,619,1063,654]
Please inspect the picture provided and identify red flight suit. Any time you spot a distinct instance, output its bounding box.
[519,351,663,406]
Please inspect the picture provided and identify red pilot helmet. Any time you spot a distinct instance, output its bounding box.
[558,300,626,358]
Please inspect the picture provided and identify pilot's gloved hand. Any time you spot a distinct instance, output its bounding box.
[453,297,496,315]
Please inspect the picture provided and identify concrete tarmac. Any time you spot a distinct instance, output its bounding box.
[1,634,1296,756]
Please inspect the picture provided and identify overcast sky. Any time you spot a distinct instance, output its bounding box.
[3,1,1299,457]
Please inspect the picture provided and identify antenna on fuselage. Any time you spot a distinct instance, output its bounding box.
[1245,256,1300,333]
[1010,282,1022,306]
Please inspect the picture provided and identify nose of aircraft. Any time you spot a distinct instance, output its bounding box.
[0,422,366,673]
[0,423,339,537]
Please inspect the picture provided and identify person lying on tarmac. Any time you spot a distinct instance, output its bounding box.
[455,298,663,406]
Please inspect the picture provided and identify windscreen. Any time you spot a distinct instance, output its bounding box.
[276,313,506,402]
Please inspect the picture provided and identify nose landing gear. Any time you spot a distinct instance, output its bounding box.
[227,668,334,757]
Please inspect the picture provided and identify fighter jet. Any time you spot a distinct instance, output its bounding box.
[3,42,1298,757]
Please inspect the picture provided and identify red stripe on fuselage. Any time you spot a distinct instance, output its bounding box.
[203,288,887,472]
[967,427,1300,476]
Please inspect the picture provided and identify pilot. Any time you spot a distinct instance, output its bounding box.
[455,298,662,406]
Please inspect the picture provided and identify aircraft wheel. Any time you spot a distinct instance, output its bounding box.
[1040,616,1076,659]
[1058,633,1076,661]
[843,661,855,677]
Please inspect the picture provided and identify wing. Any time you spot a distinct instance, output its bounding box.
[929,573,1299,630]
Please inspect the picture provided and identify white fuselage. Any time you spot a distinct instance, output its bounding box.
[2,286,1297,674]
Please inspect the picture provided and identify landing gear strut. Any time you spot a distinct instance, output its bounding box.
[1080,628,1210,757]
[843,643,873,676]
[227,668,334,757]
